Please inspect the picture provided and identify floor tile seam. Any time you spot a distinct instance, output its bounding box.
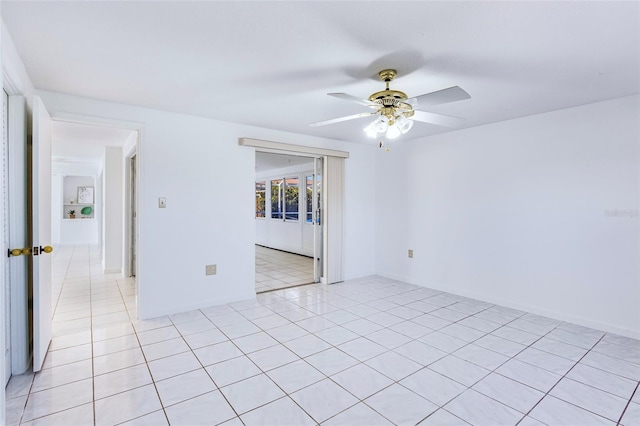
[543,329,601,348]
[84,246,99,426]
[445,343,512,373]
[466,372,546,418]
[212,301,413,424]
[564,371,639,401]
[127,312,178,426]
[357,380,436,425]
[419,408,472,426]
[509,320,634,393]
[600,336,640,352]
[489,318,560,370]
[588,346,640,365]
[9,386,31,426]
[93,380,156,403]
[617,381,640,424]
[50,249,75,321]
[19,398,94,425]
[521,333,622,424]
[28,367,95,394]
[432,321,554,413]
[320,396,393,425]
[442,387,530,426]
[171,315,255,420]
[483,310,550,348]
[243,394,316,425]
[553,372,640,412]
[113,408,168,426]
[265,356,327,394]
[204,351,279,419]
[297,383,363,425]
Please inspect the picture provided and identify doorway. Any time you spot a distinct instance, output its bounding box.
[51,120,138,317]
[254,152,323,293]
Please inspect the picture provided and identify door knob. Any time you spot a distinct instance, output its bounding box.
[40,246,53,254]
[7,247,31,257]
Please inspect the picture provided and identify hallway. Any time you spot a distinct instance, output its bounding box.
[50,246,136,337]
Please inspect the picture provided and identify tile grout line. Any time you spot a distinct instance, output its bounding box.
[87,245,97,426]
[517,333,609,425]
[617,381,639,425]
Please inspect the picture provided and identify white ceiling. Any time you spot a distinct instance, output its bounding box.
[52,121,135,165]
[3,1,639,144]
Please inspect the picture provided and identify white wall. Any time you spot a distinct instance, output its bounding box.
[375,95,640,338]
[37,91,378,318]
[53,175,99,245]
[60,219,99,245]
[62,175,94,208]
[256,162,315,256]
[51,174,63,244]
[103,146,123,273]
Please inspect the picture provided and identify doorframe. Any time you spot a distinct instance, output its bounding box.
[240,137,348,285]
[47,111,143,320]
[255,153,322,285]
[123,148,137,280]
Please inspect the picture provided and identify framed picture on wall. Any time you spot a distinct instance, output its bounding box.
[77,186,94,204]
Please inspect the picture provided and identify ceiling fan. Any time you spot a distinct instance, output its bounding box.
[310,69,471,139]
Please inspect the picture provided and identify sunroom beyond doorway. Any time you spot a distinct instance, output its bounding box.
[255,245,314,293]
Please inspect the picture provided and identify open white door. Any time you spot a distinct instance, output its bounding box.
[31,96,53,372]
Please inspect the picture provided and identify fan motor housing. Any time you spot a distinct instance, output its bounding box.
[369,69,414,116]
[369,89,408,105]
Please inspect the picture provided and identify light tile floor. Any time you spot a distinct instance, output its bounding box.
[5,245,640,425]
[255,245,315,293]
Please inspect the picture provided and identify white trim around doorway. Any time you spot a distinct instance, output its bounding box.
[241,137,347,286]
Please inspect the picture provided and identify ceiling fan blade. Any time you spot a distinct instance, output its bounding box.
[328,93,379,108]
[406,86,470,109]
[411,110,465,127]
[310,112,376,127]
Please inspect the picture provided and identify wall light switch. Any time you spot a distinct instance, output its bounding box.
[408,249,414,258]
[159,197,166,208]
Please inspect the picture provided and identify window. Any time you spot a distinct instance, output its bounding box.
[305,174,321,224]
[269,176,302,221]
[271,179,283,219]
[255,181,266,218]
[284,177,299,221]
[306,175,313,223]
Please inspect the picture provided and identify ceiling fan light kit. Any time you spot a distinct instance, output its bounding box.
[363,69,415,139]
[311,68,471,143]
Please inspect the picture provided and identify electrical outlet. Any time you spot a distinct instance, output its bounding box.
[408,249,414,258]
[205,264,217,276]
